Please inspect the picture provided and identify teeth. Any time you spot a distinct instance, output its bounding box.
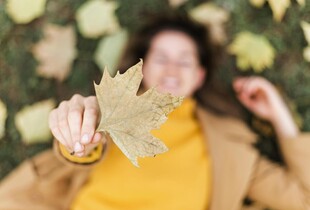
[162,77,178,88]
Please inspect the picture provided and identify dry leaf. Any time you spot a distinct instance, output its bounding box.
[15,99,56,144]
[32,24,77,81]
[228,31,276,72]
[249,0,266,8]
[0,100,7,139]
[189,3,230,45]
[300,21,310,62]
[303,46,310,62]
[95,61,183,166]
[296,0,305,7]
[301,21,310,44]
[5,0,46,24]
[169,0,188,8]
[76,0,120,39]
[94,30,128,76]
[250,0,302,21]
[268,0,291,22]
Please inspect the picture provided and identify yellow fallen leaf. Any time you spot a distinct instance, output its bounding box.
[228,31,276,72]
[5,0,46,24]
[296,0,305,7]
[95,61,183,166]
[0,100,7,139]
[303,46,310,62]
[32,24,77,81]
[15,99,56,144]
[94,30,128,76]
[169,0,188,8]
[249,0,266,8]
[189,3,230,45]
[76,0,120,39]
[301,21,310,44]
[268,0,291,22]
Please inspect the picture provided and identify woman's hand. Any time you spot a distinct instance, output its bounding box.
[48,94,104,157]
[233,76,299,140]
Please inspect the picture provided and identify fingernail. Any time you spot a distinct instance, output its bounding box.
[74,142,83,152]
[81,134,89,144]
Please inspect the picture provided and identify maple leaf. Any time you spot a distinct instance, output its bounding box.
[228,31,276,72]
[296,0,305,7]
[94,61,183,166]
[0,99,7,139]
[32,24,77,81]
[94,30,128,76]
[268,0,290,22]
[76,0,120,39]
[169,0,188,8]
[189,3,229,45]
[15,99,56,144]
[5,0,46,24]
[250,0,303,22]
[249,0,266,8]
[301,21,310,44]
[300,21,310,62]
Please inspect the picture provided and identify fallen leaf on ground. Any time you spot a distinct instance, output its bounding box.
[228,31,276,72]
[95,61,183,166]
[94,30,128,75]
[169,0,188,7]
[301,21,310,44]
[268,0,290,22]
[296,0,305,7]
[5,0,46,24]
[300,21,310,62]
[76,0,120,38]
[0,100,7,139]
[189,3,229,45]
[32,24,77,81]
[15,99,56,144]
[249,0,266,8]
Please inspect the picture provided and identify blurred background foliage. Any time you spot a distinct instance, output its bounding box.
[0,0,310,180]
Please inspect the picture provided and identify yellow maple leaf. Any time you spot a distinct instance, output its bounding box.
[228,31,276,72]
[303,46,310,62]
[189,3,229,45]
[300,21,310,62]
[301,21,310,44]
[268,0,291,22]
[5,0,46,24]
[94,30,128,76]
[94,61,183,166]
[76,0,120,39]
[169,0,188,8]
[249,0,266,8]
[296,0,305,6]
[15,99,56,144]
[32,24,77,81]
[0,99,7,139]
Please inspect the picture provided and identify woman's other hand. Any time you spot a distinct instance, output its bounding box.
[233,76,298,139]
[48,94,104,157]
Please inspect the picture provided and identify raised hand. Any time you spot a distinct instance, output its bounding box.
[48,94,104,157]
[233,76,298,139]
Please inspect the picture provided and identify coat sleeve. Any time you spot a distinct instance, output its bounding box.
[53,140,108,166]
[247,133,310,210]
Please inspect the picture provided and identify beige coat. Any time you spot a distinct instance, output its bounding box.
[0,107,310,210]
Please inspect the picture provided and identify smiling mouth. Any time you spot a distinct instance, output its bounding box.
[159,77,180,93]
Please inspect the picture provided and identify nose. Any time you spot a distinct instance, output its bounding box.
[165,62,179,76]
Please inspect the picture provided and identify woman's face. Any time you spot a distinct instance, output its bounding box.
[142,30,206,97]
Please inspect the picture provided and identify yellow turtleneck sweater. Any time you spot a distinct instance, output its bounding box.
[69,98,211,210]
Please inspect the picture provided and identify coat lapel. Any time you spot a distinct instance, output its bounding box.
[197,107,258,210]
